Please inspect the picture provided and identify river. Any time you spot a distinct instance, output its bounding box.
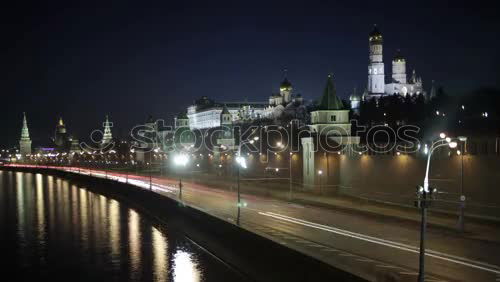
[0,170,243,281]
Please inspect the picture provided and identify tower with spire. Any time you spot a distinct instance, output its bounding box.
[269,69,293,106]
[102,115,113,145]
[280,68,293,103]
[54,117,68,147]
[19,112,32,157]
[310,74,352,137]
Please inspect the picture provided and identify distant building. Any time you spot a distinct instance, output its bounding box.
[309,74,358,144]
[54,117,68,148]
[102,115,113,145]
[19,112,32,157]
[186,72,306,130]
[69,138,81,154]
[366,25,425,98]
[187,96,268,130]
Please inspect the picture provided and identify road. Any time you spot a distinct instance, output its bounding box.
[11,165,500,281]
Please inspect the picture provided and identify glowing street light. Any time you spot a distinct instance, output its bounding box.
[236,156,247,169]
[418,134,459,282]
[174,154,189,202]
[318,170,323,195]
[234,136,260,225]
[235,155,247,226]
[174,154,189,167]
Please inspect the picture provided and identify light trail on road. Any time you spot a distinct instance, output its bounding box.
[258,211,500,275]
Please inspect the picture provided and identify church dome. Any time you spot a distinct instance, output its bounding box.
[369,25,383,42]
[350,93,361,102]
[280,77,292,88]
[393,49,405,62]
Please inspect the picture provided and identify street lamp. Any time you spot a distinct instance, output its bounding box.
[457,136,467,232]
[174,153,189,202]
[235,155,247,226]
[234,136,258,225]
[417,133,457,282]
[318,170,323,195]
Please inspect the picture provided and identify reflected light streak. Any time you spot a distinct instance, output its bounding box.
[16,172,26,245]
[173,250,201,282]
[36,174,45,243]
[129,209,141,279]
[109,199,120,258]
[79,188,89,250]
[152,227,168,282]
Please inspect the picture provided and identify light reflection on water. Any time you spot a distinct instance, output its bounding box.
[0,171,240,281]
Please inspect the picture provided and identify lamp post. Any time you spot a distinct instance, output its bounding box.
[418,133,457,282]
[149,152,152,191]
[235,136,258,225]
[457,136,467,232]
[318,170,323,195]
[173,153,189,202]
[289,152,293,201]
[276,141,294,201]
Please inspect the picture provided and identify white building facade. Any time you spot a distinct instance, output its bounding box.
[187,98,269,130]
[367,26,425,98]
[186,74,304,130]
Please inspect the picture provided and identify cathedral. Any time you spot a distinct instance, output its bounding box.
[365,25,425,98]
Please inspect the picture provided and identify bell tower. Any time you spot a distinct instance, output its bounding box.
[368,25,385,95]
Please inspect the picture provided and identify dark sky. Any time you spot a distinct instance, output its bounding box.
[1,1,499,147]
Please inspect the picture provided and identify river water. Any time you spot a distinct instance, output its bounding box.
[0,170,243,281]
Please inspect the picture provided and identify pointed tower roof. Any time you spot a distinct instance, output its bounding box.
[221,104,230,115]
[102,115,113,144]
[58,117,64,126]
[21,112,30,139]
[319,74,344,110]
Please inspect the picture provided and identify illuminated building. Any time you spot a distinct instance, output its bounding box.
[19,112,32,157]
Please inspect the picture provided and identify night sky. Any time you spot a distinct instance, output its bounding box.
[1,1,499,147]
